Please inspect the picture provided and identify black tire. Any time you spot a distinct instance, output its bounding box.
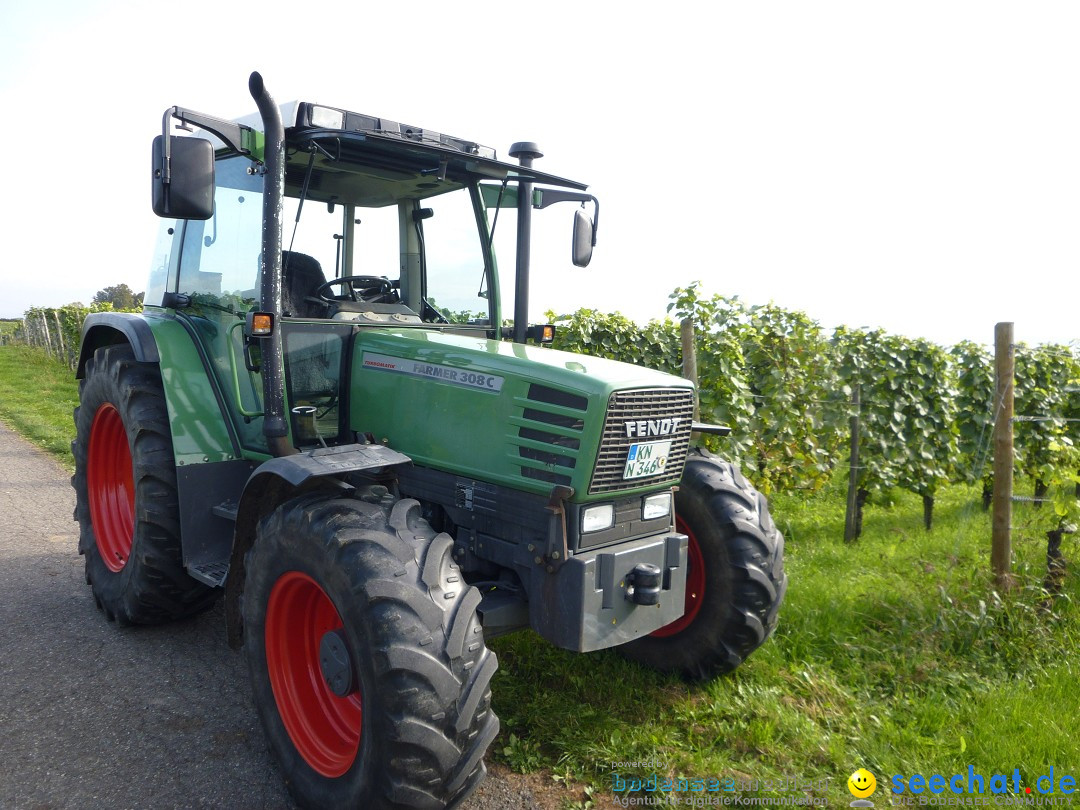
[619,448,787,680]
[243,487,499,810]
[72,344,217,624]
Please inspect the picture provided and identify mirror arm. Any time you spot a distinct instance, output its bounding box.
[162,106,253,158]
[158,105,253,205]
[536,189,599,245]
[535,188,593,209]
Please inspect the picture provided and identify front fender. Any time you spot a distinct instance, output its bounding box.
[224,443,412,647]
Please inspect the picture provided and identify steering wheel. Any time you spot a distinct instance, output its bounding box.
[317,275,395,304]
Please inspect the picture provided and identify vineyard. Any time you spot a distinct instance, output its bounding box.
[2,303,139,370]
[8,284,1079,534]
[549,283,1080,533]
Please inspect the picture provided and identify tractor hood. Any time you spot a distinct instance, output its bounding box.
[350,329,695,501]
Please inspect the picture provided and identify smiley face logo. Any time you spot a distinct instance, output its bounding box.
[848,768,877,798]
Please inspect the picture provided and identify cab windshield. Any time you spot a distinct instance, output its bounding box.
[171,155,496,330]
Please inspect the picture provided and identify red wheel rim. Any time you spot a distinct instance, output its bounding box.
[87,403,134,573]
[650,515,705,638]
[265,572,362,777]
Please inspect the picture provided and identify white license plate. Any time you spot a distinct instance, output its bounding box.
[623,440,672,480]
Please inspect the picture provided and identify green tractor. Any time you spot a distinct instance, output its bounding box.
[72,72,787,809]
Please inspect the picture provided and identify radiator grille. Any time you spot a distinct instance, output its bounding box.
[590,388,694,494]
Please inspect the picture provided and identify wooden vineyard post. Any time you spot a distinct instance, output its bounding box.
[39,311,52,357]
[844,385,861,543]
[991,322,1014,589]
[52,310,66,366]
[681,317,700,422]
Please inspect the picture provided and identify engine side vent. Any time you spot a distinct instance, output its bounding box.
[513,385,587,486]
[526,385,588,412]
[590,388,694,494]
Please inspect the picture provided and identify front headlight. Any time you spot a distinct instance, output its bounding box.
[642,492,672,521]
[581,503,615,533]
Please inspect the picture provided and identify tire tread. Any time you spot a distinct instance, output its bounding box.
[619,447,787,680]
[72,345,216,625]
[244,490,497,809]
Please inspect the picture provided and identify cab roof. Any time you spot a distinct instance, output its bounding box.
[226,100,588,207]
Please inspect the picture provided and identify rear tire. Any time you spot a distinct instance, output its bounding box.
[619,448,787,680]
[72,344,217,624]
[243,487,499,810]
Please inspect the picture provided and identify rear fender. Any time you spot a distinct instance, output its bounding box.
[75,313,159,378]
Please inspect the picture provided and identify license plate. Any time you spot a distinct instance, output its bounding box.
[623,440,672,480]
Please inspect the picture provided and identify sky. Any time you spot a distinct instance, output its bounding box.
[1,1,1077,348]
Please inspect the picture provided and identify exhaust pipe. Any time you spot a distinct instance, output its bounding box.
[249,71,295,457]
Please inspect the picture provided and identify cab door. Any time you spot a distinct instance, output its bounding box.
[171,156,268,454]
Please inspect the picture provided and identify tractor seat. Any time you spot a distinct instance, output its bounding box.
[281,251,328,318]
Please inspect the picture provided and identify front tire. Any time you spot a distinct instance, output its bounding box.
[243,487,499,810]
[72,344,217,624]
[619,449,787,680]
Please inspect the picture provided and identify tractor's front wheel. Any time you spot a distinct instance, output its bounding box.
[619,449,787,680]
[72,345,217,624]
[243,488,499,810]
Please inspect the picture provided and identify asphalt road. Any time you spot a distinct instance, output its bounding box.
[0,422,553,810]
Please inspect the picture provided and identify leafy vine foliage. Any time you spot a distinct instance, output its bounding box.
[551,285,1078,529]
[832,328,958,527]
[547,308,681,374]
[670,285,838,494]
[663,286,754,462]
[1013,345,1080,521]
[949,341,995,507]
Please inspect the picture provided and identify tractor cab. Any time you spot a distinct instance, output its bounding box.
[148,98,598,454]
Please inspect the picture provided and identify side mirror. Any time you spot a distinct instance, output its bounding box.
[152,135,214,220]
[533,187,600,268]
[572,208,595,267]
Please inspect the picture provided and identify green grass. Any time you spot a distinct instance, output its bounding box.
[0,345,79,467]
[488,478,1080,806]
[1,344,1076,806]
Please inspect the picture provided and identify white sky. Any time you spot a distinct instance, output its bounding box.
[1,1,1077,348]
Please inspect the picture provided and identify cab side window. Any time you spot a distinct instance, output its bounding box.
[177,157,264,310]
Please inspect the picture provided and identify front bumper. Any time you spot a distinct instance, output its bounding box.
[528,531,688,652]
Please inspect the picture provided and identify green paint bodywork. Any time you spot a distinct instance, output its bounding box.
[141,310,692,507]
[350,329,693,503]
[144,309,277,466]
[144,312,243,465]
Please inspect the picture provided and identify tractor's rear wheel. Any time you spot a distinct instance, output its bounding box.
[72,345,217,624]
[619,448,787,680]
[243,487,499,810]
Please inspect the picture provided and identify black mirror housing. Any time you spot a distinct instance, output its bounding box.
[572,208,594,267]
[152,135,214,220]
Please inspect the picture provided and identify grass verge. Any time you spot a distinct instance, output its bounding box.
[0,345,78,467]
